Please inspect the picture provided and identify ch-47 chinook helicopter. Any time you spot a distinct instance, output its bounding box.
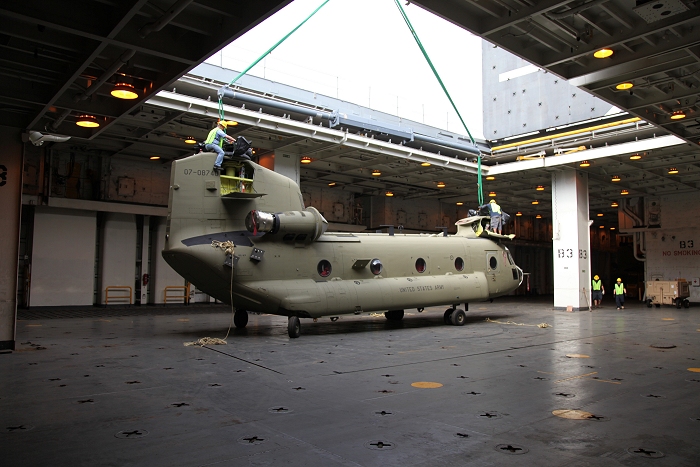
[162,151,524,338]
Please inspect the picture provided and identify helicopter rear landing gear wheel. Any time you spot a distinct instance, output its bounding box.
[443,308,454,325]
[683,299,690,309]
[646,299,653,308]
[385,309,404,321]
[234,309,248,328]
[451,308,467,326]
[288,316,301,338]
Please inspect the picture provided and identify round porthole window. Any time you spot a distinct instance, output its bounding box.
[455,257,464,271]
[415,258,426,273]
[489,256,498,270]
[317,260,332,277]
[370,258,383,275]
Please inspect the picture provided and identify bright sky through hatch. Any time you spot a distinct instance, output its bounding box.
[206,0,484,139]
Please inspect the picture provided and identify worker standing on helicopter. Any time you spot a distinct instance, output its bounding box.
[479,199,503,234]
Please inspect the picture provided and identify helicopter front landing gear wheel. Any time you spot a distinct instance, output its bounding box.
[443,308,454,325]
[288,316,301,338]
[234,309,248,328]
[451,308,466,326]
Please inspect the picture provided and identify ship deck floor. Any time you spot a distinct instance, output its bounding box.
[2,296,699,466]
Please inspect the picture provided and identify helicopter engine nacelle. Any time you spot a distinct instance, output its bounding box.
[246,207,328,243]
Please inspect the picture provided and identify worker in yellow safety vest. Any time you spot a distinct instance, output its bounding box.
[591,275,605,309]
[613,278,626,310]
[479,199,503,234]
[205,121,236,174]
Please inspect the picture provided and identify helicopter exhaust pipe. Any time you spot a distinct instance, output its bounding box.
[246,207,328,243]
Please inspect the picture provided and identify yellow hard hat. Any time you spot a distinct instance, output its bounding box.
[616,278,622,282]
[490,199,496,203]
[218,120,227,128]
[593,275,599,280]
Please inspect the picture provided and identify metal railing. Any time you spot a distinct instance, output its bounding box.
[163,284,190,304]
[105,286,132,305]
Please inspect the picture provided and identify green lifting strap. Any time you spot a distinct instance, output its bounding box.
[393,0,483,205]
[218,0,332,121]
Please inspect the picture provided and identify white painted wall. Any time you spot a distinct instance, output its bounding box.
[151,217,187,304]
[100,213,137,304]
[30,206,96,306]
[643,192,700,302]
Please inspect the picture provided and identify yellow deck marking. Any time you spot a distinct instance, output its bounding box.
[566,354,590,358]
[177,318,190,322]
[688,368,700,373]
[554,371,597,383]
[591,378,622,385]
[552,409,595,420]
[662,318,675,321]
[411,382,443,389]
[25,324,42,327]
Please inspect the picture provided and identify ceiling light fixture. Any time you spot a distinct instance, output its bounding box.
[536,185,545,191]
[579,160,590,168]
[536,214,542,219]
[531,200,539,205]
[456,201,464,206]
[611,202,619,207]
[150,156,160,160]
[111,82,138,100]
[620,189,629,195]
[327,182,336,187]
[76,115,100,128]
[184,137,197,144]
[421,161,431,167]
[670,110,686,120]
[385,191,394,197]
[668,167,679,174]
[486,175,495,180]
[629,153,641,160]
[300,156,312,164]
[516,212,522,216]
[594,48,613,59]
[611,175,621,182]
[488,191,496,197]
[610,227,616,230]
[615,82,634,90]
[597,213,604,217]
[437,181,446,188]
[599,225,605,229]
[372,169,381,176]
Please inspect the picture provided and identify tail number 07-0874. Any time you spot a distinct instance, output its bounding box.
[183,169,211,176]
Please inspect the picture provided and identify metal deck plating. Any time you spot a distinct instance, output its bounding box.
[2,297,699,466]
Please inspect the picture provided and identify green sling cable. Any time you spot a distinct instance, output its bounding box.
[393,0,483,205]
[218,0,332,121]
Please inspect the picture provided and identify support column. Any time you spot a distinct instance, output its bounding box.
[0,126,23,352]
[552,170,591,311]
[139,215,150,305]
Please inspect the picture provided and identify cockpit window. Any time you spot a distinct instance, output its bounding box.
[504,247,514,265]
